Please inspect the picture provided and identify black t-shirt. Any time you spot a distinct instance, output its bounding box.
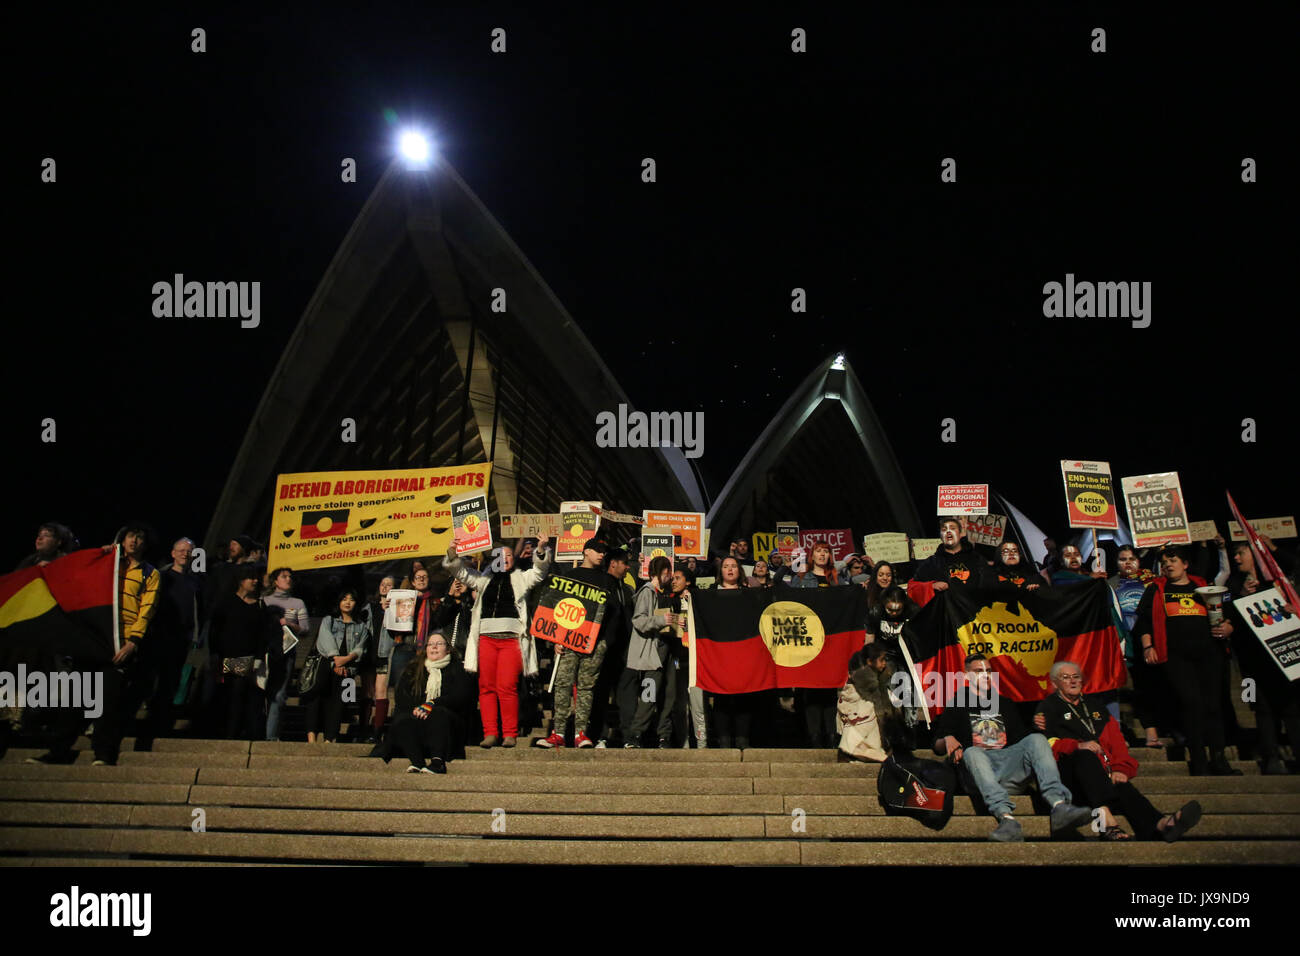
[1036,692,1110,744]
[1134,579,1212,647]
[209,594,280,660]
[994,563,1037,589]
[935,694,1032,751]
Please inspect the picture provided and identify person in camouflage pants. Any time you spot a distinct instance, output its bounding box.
[538,539,614,748]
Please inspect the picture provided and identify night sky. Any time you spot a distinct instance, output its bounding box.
[11,4,1295,567]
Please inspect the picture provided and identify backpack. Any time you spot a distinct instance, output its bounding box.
[876,755,956,830]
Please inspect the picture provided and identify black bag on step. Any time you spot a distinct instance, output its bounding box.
[876,755,956,830]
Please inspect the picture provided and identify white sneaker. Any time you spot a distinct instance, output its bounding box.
[405,765,422,773]
[595,739,607,749]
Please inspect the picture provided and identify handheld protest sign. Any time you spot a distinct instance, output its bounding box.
[451,491,492,555]
[500,513,566,540]
[1228,516,1297,541]
[639,528,676,579]
[1121,472,1190,548]
[910,537,941,561]
[557,501,601,561]
[1188,521,1221,542]
[530,575,610,654]
[964,515,1008,548]
[936,484,989,515]
[643,510,705,558]
[775,522,800,556]
[1060,460,1119,530]
[863,533,909,564]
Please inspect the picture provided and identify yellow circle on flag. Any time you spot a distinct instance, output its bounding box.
[554,597,587,629]
[759,601,825,667]
[569,523,585,537]
[316,517,333,534]
[651,548,666,559]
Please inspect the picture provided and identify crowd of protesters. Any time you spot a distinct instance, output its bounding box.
[4,513,1297,837]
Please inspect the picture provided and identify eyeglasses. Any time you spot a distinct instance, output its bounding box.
[1058,674,1083,682]
[428,642,447,649]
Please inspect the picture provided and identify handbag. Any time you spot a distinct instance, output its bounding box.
[298,651,328,701]
[877,755,956,830]
[222,655,257,678]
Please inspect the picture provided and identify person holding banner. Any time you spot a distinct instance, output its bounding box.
[538,539,613,749]
[445,534,552,748]
[1134,546,1241,776]
[913,519,992,591]
[992,543,1041,591]
[709,556,762,749]
[1035,661,1202,842]
[1226,542,1299,775]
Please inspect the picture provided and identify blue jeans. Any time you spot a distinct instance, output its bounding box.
[265,663,293,740]
[960,734,1072,819]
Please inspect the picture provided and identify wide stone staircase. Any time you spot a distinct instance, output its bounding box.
[2,738,1298,865]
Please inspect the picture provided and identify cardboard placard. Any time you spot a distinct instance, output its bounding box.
[963,514,1008,548]
[1121,472,1191,548]
[643,510,706,558]
[1233,587,1300,681]
[863,533,910,564]
[799,528,855,561]
[451,491,492,555]
[1060,460,1120,530]
[529,575,609,654]
[937,484,990,516]
[500,513,566,540]
[1229,516,1297,541]
[557,501,601,560]
[639,528,676,579]
[1187,520,1222,542]
[910,538,941,561]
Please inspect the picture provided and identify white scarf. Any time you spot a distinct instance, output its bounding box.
[424,654,452,702]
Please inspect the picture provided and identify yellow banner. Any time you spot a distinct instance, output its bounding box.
[267,464,492,571]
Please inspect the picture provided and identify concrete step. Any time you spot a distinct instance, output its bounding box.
[0,782,191,805]
[0,766,198,784]
[1,750,247,768]
[798,841,1300,865]
[189,785,785,815]
[3,857,295,867]
[128,806,769,838]
[0,827,802,865]
[193,768,753,795]
[764,814,1300,840]
[784,793,1300,816]
[753,775,1299,795]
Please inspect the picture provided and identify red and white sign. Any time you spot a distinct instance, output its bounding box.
[798,528,855,561]
[937,484,990,515]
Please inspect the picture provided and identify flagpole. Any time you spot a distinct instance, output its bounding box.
[685,591,697,690]
[899,635,931,727]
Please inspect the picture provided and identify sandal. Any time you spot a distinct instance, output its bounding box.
[1160,800,1202,843]
[1102,826,1132,841]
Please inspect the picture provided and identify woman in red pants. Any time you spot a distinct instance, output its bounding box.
[444,534,552,747]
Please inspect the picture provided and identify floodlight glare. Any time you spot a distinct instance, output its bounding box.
[398,130,432,164]
[831,352,847,370]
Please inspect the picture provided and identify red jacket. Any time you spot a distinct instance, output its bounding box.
[1038,693,1139,778]
[1145,574,1207,664]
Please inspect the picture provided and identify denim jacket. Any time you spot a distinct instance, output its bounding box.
[315,615,372,667]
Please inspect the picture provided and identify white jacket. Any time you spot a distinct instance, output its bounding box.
[444,546,551,677]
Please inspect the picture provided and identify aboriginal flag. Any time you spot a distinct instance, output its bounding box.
[904,580,1125,711]
[0,548,118,669]
[300,509,350,539]
[692,584,869,693]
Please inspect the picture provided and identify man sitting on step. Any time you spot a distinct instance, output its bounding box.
[1035,660,1202,842]
[934,653,1093,842]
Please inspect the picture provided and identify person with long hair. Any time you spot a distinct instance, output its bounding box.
[15,522,79,570]
[780,541,845,747]
[444,535,552,748]
[369,633,475,772]
[262,567,310,741]
[305,588,371,743]
[747,558,772,588]
[866,560,896,608]
[710,555,761,749]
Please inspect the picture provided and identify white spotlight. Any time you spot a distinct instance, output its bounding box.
[398,130,432,165]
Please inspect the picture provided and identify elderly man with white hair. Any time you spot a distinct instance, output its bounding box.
[1035,660,1201,842]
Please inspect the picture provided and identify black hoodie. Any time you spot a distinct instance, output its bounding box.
[912,540,992,588]
[992,560,1040,589]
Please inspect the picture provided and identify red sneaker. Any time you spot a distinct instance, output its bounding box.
[536,732,566,749]
[574,732,594,748]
